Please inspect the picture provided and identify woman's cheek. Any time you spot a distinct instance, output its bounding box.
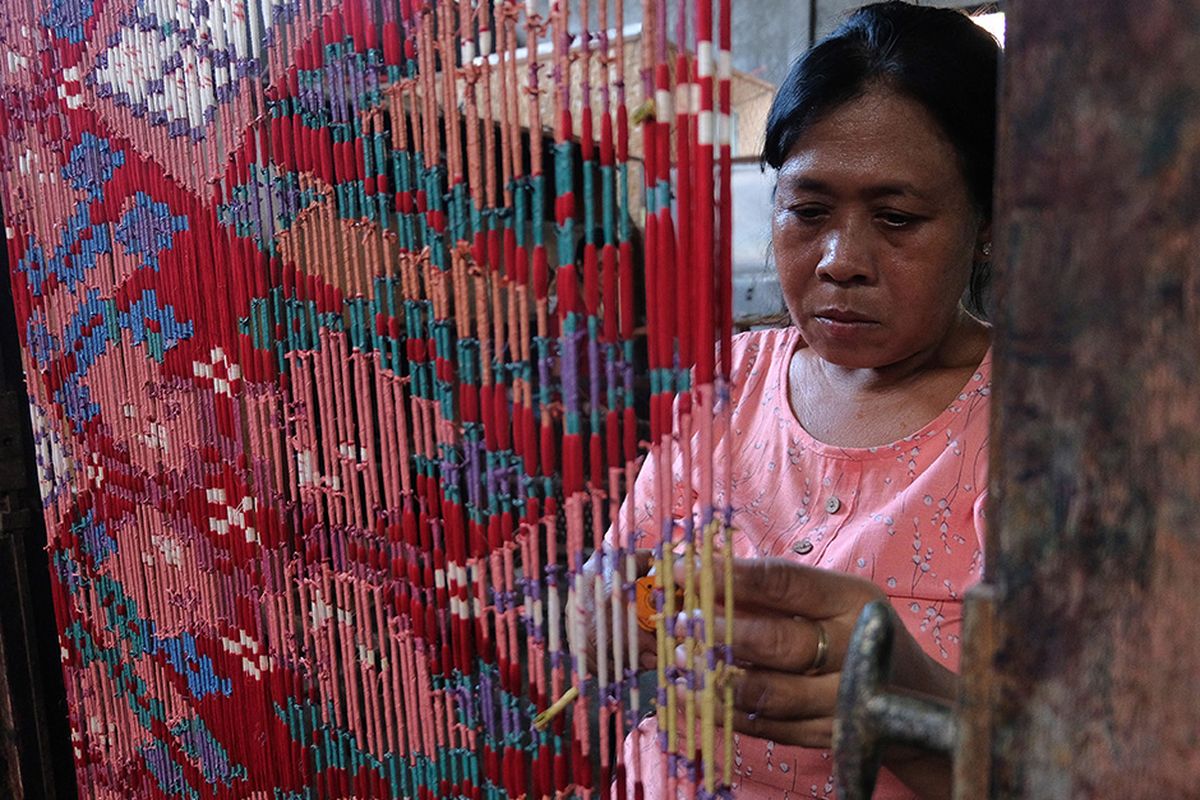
[775,265,805,319]
[776,251,818,309]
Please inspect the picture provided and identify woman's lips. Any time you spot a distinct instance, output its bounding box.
[812,308,880,337]
[814,308,878,324]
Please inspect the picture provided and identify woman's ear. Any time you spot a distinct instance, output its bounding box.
[974,220,993,262]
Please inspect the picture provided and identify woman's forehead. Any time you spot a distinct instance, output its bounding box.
[776,91,967,200]
[777,172,937,205]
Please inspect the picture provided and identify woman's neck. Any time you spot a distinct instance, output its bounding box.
[788,311,992,448]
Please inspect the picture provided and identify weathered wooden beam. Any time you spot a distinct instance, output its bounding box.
[988,1,1200,796]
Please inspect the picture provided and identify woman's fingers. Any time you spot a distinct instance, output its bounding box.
[673,555,882,621]
[685,691,833,749]
[731,668,840,720]
[574,545,664,672]
[641,553,876,679]
[731,710,835,749]
[712,613,843,675]
[633,547,655,575]
[638,628,657,670]
[721,557,880,619]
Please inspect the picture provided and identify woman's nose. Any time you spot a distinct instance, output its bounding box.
[815,228,876,285]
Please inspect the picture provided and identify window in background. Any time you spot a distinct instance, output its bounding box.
[731,160,787,329]
[973,11,1006,46]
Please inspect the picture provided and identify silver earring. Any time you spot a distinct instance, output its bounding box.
[982,242,992,257]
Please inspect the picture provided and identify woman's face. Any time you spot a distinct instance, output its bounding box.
[772,87,986,369]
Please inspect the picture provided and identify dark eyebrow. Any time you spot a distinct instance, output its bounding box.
[861,182,931,202]
[779,176,932,203]
[778,177,835,196]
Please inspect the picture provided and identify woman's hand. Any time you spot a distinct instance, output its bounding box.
[696,558,957,751]
[569,547,658,674]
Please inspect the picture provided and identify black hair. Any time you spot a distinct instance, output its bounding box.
[762,1,1000,313]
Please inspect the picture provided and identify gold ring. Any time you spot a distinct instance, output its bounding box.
[808,621,830,674]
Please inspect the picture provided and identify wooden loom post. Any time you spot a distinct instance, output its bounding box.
[963,1,1200,796]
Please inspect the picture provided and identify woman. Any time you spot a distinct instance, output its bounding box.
[609,3,1000,798]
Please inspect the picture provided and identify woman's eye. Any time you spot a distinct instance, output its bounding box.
[790,205,828,223]
[877,211,919,229]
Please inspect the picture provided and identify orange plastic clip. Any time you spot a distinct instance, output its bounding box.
[635,575,684,632]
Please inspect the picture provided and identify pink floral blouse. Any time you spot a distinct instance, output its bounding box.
[613,326,991,799]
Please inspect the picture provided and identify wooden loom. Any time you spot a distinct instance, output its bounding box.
[6,0,1200,799]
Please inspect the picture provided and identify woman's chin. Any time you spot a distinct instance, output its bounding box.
[802,328,894,369]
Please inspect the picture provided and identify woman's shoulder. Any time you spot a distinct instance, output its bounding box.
[717,327,801,424]
[727,326,800,386]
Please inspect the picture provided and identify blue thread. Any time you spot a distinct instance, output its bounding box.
[42,0,94,43]
[17,203,112,295]
[52,374,100,431]
[75,509,117,566]
[25,313,58,369]
[118,288,194,361]
[115,192,189,270]
[62,133,125,199]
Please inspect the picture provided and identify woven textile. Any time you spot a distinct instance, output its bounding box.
[2,0,738,797]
